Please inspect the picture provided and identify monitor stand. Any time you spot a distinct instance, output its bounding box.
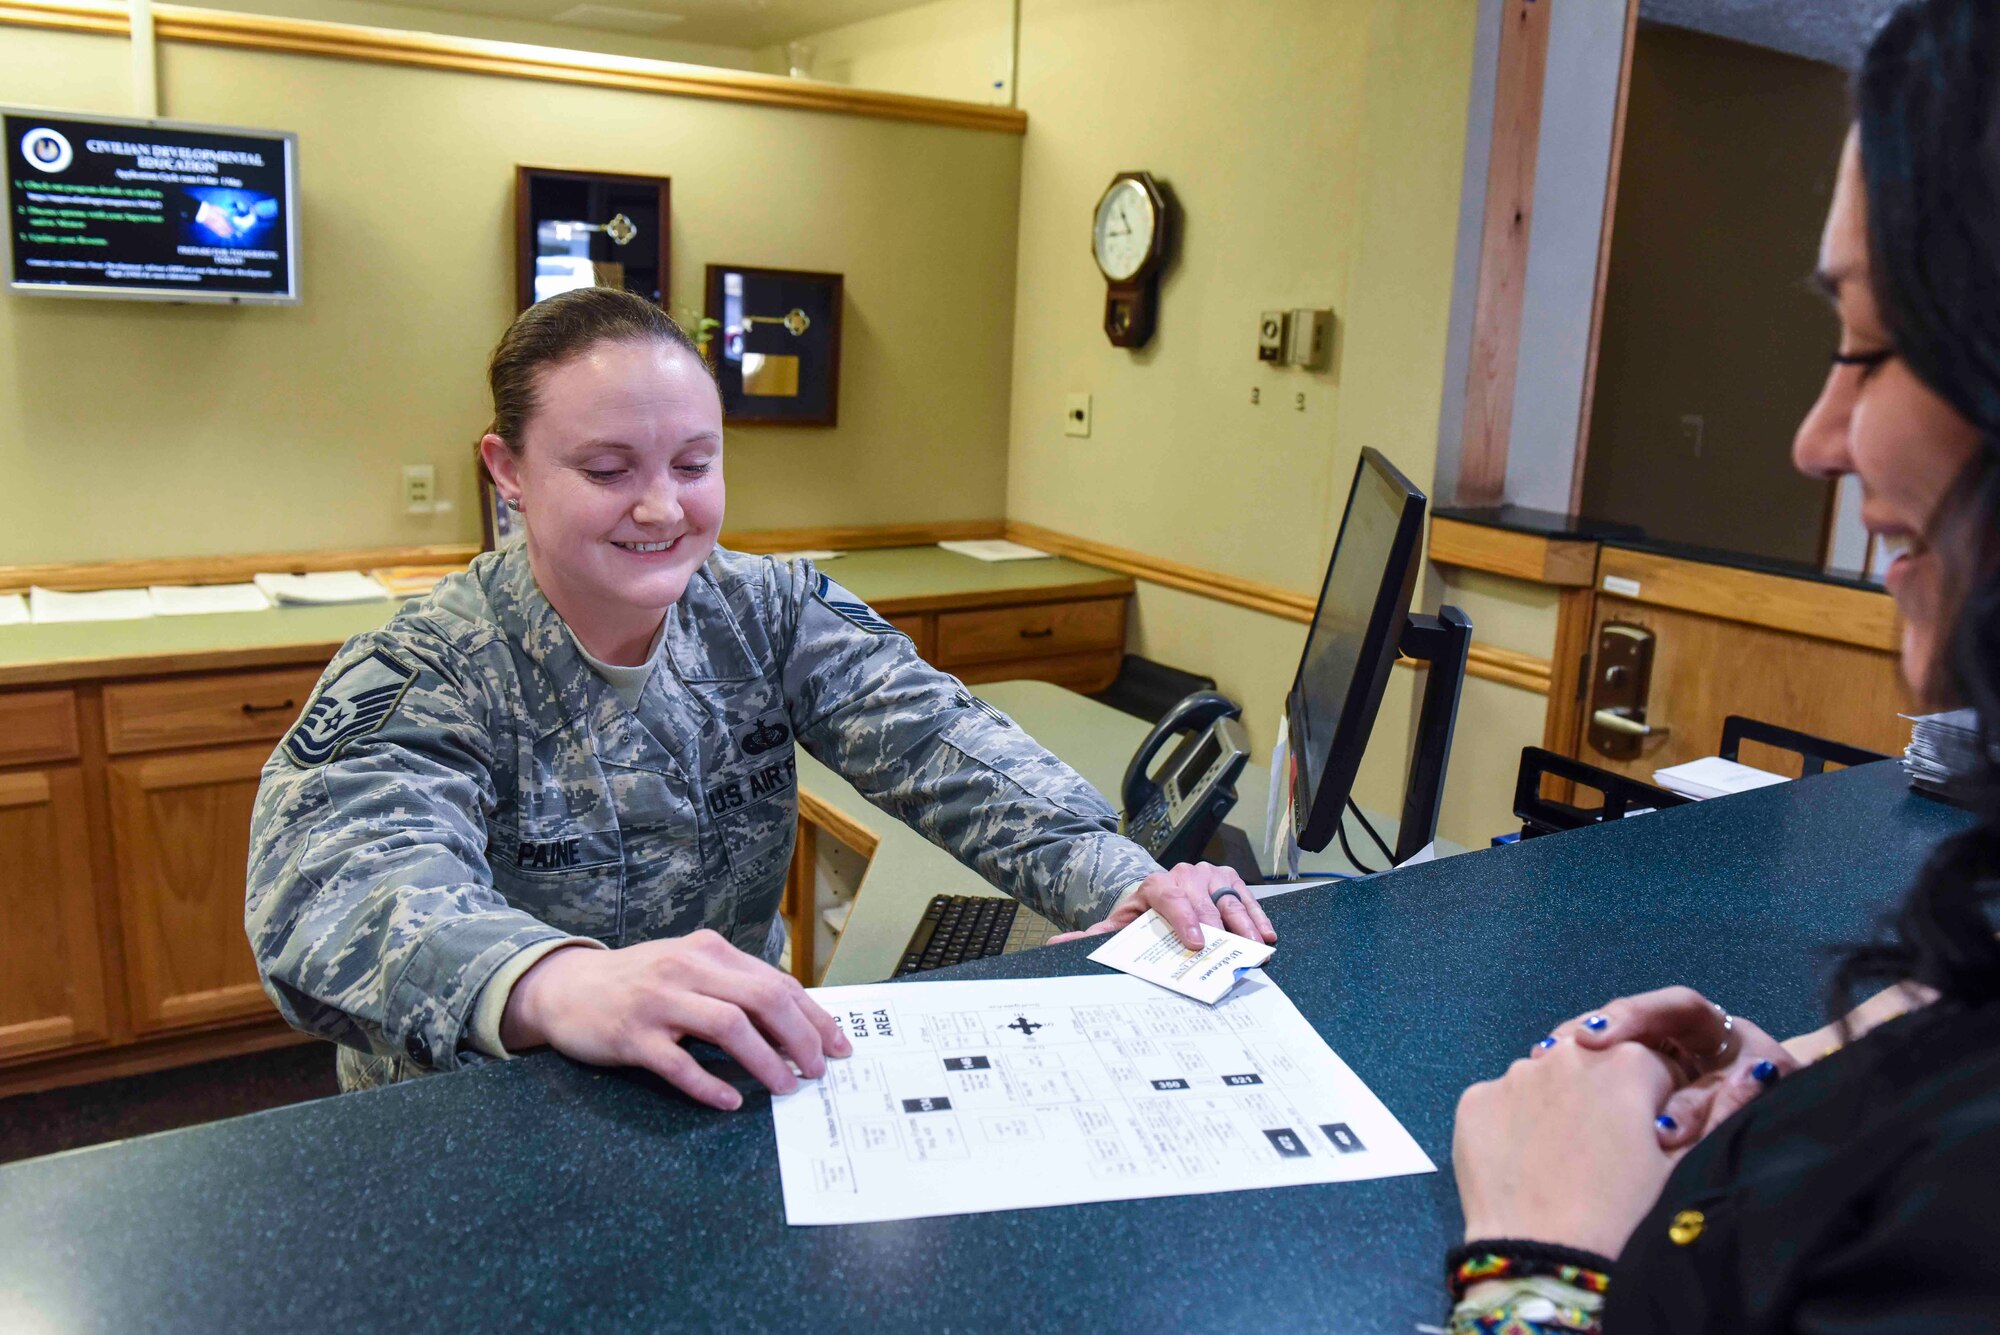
[1396,605,1472,863]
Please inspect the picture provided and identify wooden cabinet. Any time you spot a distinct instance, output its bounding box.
[103,668,319,755]
[106,743,275,1034]
[0,767,109,1061]
[928,597,1125,693]
[0,542,1134,1089]
[1572,596,1910,782]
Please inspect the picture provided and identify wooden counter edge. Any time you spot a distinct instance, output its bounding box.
[0,641,356,690]
[1427,516,1597,586]
[1596,547,1898,654]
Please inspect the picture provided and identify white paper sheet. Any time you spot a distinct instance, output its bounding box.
[28,586,154,623]
[936,539,1053,562]
[251,571,390,605]
[148,583,273,616]
[1086,909,1275,1005]
[771,971,1434,1225]
[0,593,27,626]
[1653,755,1789,801]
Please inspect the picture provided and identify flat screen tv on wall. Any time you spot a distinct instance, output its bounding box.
[3,107,299,304]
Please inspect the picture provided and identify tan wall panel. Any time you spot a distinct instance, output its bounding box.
[0,25,1020,563]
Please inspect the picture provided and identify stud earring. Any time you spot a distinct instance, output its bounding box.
[506,497,523,512]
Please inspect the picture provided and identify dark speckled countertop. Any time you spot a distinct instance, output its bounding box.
[0,762,1967,1334]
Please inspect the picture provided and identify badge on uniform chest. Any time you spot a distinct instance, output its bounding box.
[706,707,798,818]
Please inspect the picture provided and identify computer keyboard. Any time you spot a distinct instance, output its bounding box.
[894,894,1059,976]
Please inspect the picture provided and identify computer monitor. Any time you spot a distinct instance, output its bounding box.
[1286,448,1470,863]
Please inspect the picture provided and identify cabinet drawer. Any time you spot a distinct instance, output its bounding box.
[936,599,1125,666]
[0,689,80,766]
[885,612,936,662]
[104,668,325,756]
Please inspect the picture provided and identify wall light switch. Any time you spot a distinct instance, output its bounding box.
[403,464,437,514]
[1063,393,1092,438]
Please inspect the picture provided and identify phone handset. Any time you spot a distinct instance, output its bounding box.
[1120,690,1250,868]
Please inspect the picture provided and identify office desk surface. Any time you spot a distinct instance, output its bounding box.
[0,548,1125,686]
[0,762,1965,1334]
[818,680,1382,986]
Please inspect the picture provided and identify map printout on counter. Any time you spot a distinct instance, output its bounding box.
[770,971,1433,1225]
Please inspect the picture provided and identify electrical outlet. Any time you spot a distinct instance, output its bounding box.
[1063,393,1092,438]
[402,464,437,514]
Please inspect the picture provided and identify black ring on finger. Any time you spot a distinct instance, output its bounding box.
[1210,887,1244,908]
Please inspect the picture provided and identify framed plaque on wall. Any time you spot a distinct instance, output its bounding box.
[704,264,844,426]
[514,166,671,312]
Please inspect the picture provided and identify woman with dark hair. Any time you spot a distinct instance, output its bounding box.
[1442,1,2000,1329]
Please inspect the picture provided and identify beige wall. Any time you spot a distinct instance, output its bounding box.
[1004,0,1534,848]
[776,0,1013,105]
[0,23,1019,563]
[1581,23,1850,564]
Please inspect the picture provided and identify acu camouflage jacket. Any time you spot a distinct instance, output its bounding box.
[246,545,1161,1086]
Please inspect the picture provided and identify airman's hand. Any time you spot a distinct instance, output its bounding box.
[500,930,851,1110]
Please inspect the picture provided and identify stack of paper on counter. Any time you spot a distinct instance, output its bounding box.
[1903,709,1982,799]
[147,584,272,616]
[28,587,154,623]
[936,539,1052,563]
[1652,756,1789,801]
[0,593,27,627]
[252,571,390,606]
[369,566,461,599]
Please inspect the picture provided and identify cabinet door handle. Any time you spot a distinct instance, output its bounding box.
[1018,628,1055,639]
[242,699,297,715]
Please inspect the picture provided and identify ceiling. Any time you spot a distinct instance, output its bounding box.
[466,0,940,47]
[1639,0,1905,69]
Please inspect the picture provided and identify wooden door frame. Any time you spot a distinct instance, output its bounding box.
[1456,0,1641,509]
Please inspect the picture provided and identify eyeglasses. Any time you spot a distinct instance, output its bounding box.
[1832,349,1895,371]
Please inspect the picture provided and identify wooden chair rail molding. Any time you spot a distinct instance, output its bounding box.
[1595,548,1898,654]
[1005,521,1554,697]
[0,0,1029,134]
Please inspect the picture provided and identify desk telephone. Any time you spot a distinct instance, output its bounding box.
[1120,691,1252,866]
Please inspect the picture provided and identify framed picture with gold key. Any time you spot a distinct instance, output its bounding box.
[704,264,844,426]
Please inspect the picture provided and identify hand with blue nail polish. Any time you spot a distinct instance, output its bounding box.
[1557,987,1800,1150]
[1455,1034,1683,1259]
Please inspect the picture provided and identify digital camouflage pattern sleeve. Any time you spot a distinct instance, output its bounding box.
[777,559,1163,930]
[245,629,584,1077]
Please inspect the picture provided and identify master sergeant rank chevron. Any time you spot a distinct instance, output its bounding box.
[282,648,420,767]
[814,571,899,636]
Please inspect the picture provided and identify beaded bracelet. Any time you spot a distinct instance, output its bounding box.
[1446,1276,1604,1335]
[1446,1240,1615,1301]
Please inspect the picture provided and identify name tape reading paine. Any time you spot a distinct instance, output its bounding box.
[770,971,1434,1226]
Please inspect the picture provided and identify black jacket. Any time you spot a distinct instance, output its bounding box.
[1606,999,2000,1332]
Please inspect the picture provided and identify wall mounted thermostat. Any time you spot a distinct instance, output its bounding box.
[1286,308,1332,369]
[1257,310,1289,362]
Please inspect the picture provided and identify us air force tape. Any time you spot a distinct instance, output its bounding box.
[282,648,419,767]
[814,571,899,636]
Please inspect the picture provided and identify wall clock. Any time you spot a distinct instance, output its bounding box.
[1092,171,1172,348]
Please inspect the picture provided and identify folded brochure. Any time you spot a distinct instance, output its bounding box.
[1087,908,1275,1005]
